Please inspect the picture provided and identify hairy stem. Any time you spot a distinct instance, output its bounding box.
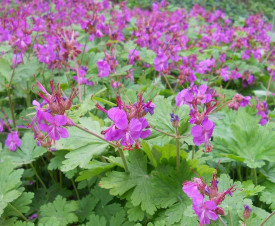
[151,126,190,139]
[118,148,129,173]
[228,209,233,226]
[73,57,82,102]
[163,73,175,95]
[71,179,80,200]
[260,211,275,226]
[254,168,258,186]
[192,145,196,159]
[8,203,28,222]
[175,127,180,171]
[218,215,227,226]
[30,163,50,197]
[265,75,272,102]
[7,89,17,129]
[74,124,118,148]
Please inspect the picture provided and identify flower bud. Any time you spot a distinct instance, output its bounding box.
[215,207,225,215]
[170,113,179,128]
[243,205,252,220]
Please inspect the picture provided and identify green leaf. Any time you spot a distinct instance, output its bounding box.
[85,214,107,226]
[259,181,275,211]
[154,201,198,225]
[0,159,24,216]
[76,160,115,181]
[109,210,134,226]
[76,195,99,221]
[0,58,12,82]
[48,151,67,171]
[101,151,157,215]
[126,202,145,222]
[2,192,34,218]
[39,195,78,226]
[139,48,156,64]
[260,162,275,183]
[92,186,123,220]
[2,132,47,167]
[213,110,275,168]
[146,96,189,146]
[241,180,265,197]
[56,117,108,171]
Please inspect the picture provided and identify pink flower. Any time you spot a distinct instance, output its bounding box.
[38,113,69,141]
[154,53,168,72]
[228,94,250,110]
[5,132,21,151]
[191,118,215,150]
[192,194,218,225]
[128,49,140,65]
[97,59,111,78]
[104,107,150,147]
[0,119,4,132]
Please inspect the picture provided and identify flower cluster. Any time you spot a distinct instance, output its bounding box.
[182,170,236,225]
[228,94,251,110]
[0,111,21,152]
[256,99,269,126]
[97,50,118,78]
[176,85,217,152]
[28,79,76,149]
[98,94,155,149]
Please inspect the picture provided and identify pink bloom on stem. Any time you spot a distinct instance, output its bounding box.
[38,113,69,141]
[182,181,201,198]
[97,59,111,77]
[0,119,4,132]
[192,194,218,225]
[104,107,150,147]
[5,132,21,151]
[191,118,215,150]
[128,49,140,65]
[154,53,168,72]
[228,94,250,110]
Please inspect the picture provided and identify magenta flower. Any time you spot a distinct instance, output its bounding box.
[5,132,21,152]
[128,49,140,65]
[0,119,4,132]
[228,94,250,110]
[176,89,194,107]
[97,59,111,78]
[191,118,215,150]
[182,181,201,198]
[256,100,269,126]
[104,108,150,147]
[154,53,168,72]
[38,113,69,141]
[192,195,218,225]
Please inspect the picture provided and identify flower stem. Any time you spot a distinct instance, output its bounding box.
[176,127,180,171]
[253,168,258,186]
[8,203,28,222]
[74,124,118,148]
[71,179,80,200]
[228,209,233,226]
[163,73,175,95]
[151,125,190,139]
[7,88,16,129]
[218,215,227,226]
[118,148,129,173]
[59,171,63,188]
[265,75,272,102]
[192,145,196,159]
[30,163,50,197]
[260,211,275,226]
[73,56,82,102]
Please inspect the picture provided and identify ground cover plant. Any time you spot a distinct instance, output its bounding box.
[0,0,274,225]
